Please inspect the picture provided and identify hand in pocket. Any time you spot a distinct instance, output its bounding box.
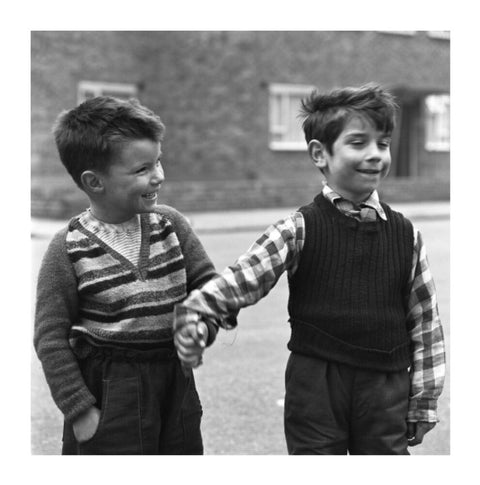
[72,405,101,443]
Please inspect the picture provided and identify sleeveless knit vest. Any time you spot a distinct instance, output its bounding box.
[287,193,413,371]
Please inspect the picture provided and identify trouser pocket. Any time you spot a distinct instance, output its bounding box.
[77,375,142,455]
[62,345,204,455]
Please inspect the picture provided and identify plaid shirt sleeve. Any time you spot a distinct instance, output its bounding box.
[174,212,304,332]
[406,227,446,423]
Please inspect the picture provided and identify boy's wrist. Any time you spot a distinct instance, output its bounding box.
[63,388,97,423]
[174,303,218,346]
[407,397,439,423]
[173,303,199,332]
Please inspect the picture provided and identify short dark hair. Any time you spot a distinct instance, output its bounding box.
[52,96,166,188]
[300,83,398,154]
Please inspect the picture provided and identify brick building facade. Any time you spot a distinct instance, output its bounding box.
[31,31,450,218]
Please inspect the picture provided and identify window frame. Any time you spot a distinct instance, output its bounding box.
[268,83,316,151]
[77,81,138,104]
[424,93,450,152]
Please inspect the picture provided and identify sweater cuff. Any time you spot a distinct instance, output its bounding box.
[63,388,97,423]
[173,303,198,332]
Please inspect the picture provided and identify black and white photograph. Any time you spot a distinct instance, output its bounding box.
[7,2,476,479]
[31,30,450,457]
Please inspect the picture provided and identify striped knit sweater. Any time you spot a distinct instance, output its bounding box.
[34,205,217,421]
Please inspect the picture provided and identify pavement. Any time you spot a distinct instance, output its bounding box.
[31,200,450,238]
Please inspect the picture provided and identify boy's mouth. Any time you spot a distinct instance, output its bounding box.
[142,192,158,200]
[357,169,381,175]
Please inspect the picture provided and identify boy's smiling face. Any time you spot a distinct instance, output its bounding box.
[92,138,164,223]
[310,116,392,203]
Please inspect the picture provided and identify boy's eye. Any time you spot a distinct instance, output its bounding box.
[136,160,161,174]
[379,140,391,148]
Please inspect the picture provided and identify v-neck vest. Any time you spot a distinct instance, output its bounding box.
[287,193,414,371]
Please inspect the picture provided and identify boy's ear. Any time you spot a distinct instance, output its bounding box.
[80,170,104,194]
[308,139,328,171]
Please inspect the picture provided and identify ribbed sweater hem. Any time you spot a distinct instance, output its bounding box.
[287,319,411,372]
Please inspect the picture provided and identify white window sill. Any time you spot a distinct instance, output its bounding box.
[269,141,307,151]
[425,143,450,152]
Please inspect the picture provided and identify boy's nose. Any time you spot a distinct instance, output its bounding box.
[366,142,381,161]
[151,167,164,186]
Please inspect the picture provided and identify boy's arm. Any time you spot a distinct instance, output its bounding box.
[174,212,304,333]
[157,205,222,345]
[159,206,217,293]
[406,228,446,424]
[33,229,96,422]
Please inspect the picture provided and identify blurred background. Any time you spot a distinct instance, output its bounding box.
[31,30,450,455]
[31,31,449,217]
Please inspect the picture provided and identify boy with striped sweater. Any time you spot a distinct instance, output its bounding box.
[34,96,220,454]
[174,84,446,454]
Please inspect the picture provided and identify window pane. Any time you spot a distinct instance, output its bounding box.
[101,90,134,100]
[269,84,313,150]
[83,90,97,100]
[425,94,450,151]
[270,93,284,135]
[77,81,137,104]
[286,94,305,143]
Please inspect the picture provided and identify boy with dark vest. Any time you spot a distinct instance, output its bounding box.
[173,83,446,454]
[34,96,220,454]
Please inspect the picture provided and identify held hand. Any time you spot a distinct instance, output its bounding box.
[407,421,436,447]
[72,405,101,443]
[174,321,209,369]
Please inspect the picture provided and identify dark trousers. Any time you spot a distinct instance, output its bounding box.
[62,345,203,455]
[284,353,410,455]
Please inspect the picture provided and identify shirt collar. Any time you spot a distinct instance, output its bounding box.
[321,182,387,221]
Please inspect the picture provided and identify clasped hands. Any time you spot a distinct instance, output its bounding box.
[173,307,209,370]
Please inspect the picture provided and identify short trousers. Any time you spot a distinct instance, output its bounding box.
[284,353,410,455]
[62,344,203,455]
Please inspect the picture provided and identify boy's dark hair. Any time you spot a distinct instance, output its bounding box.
[300,83,399,154]
[52,96,166,189]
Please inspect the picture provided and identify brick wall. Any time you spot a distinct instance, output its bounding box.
[31,173,449,219]
[31,31,450,218]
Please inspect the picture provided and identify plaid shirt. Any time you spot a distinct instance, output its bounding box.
[176,185,446,423]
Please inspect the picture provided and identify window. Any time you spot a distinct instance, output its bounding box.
[269,83,315,151]
[424,94,450,151]
[77,81,138,104]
